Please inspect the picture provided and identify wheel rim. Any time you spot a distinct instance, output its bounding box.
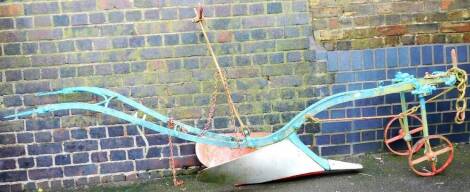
[408,135,454,177]
[384,114,423,156]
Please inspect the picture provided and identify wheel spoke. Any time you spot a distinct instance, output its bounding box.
[431,161,437,172]
[434,147,452,156]
[412,155,430,165]
[409,126,423,134]
[386,134,404,144]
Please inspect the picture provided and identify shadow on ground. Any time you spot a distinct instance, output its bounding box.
[78,144,470,192]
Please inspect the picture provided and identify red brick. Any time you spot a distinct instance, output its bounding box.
[441,22,470,33]
[216,31,232,43]
[440,0,453,10]
[376,25,407,36]
[97,0,132,10]
[0,4,24,17]
[463,32,470,42]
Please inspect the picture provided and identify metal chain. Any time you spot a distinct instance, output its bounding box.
[449,67,468,124]
[200,72,220,136]
[167,118,184,186]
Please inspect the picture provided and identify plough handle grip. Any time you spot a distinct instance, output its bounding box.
[451,48,457,68]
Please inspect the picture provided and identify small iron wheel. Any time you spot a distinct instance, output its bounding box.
[384,114,423,156]
[408,135,454,177]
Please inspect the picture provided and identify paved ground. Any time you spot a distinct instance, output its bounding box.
[81,144,470,192]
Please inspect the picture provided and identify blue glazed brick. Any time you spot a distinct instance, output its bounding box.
[433,45,444,64]
[112,37,128,48]
[331,134,345,144]
[361,131,376,141]
[129,36,145,47]
[234,31,250,42]
[5,70,22,81]
[100,138,134,149]
[126,10,142,21]
[386,48,397,68]
[17,133,34,143]
[346,132,361,143]
[181,33,198,44]
[0,18,14,30]
[131,62,147,72]
[144,9,159,20]
[18,158,34,168]
[100,161,134,174]
[71,129,87,139]
[110,150,126,161]
[179,7,194,19]
[327,51,338,71]
[53,15,69,26]
[147,35,162,46]
[39,42,57,53]
[457,45,468,63]
[351,50,362,70]
[64,140,98,152]
[287,51,302,62]
[363,49,374,69]
[16,17,33,29]
[72,153,89,164]
[410,46,421,66]
[23,42,38,54]
[146,147,162,158]
[375,48,386,68]
[76,39,92,50]
[267,2,282,14]
[24,69,40,80]
[362,107,376,116]
[321,122,351,133]
[161,8,178,20]
[251,29,266,40]
[249,3,264,15]
[34,15,52,27]
[338,51,351,71]
[353,119,382,130]
[3,95,22,107]
[164,34,179,45]
[89,13,105,24]
[422,46,432,65]
[64,164,97,177]
[270,53,284,64]
[53,129,70,142]
[108,11,124,23]
[0,159,16,169]
[58,40,75,52]
[55,154,71,165]
[71,14,88,25]
[60,67,76,78]
[321,145,350,156]
[232,4,247,16]
[136,159,168,170]
[36,156,53,167]
[108,126,124,137]
[112,63,130,74]
[128,149,144,160]
[29,143,62,155]
[4,43,21,55]
[35,132,52,143]
[398,47,410,67]
[353,142,382,154]
[335,72,354,83]
[91,152,108,163]
[215,5,231,17]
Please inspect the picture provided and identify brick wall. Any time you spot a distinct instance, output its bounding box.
[310,0,470,50]
[0,0,317,191]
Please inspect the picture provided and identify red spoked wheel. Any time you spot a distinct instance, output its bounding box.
[384,114,424,156]
[408,135,454,177]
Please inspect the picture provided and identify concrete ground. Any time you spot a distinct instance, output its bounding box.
[81,144,470,192]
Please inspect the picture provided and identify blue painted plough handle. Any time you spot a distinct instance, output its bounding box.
[4,74,453,149]
[4,74,455,153]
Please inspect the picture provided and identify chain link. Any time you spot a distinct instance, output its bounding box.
[200,72,220,136]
